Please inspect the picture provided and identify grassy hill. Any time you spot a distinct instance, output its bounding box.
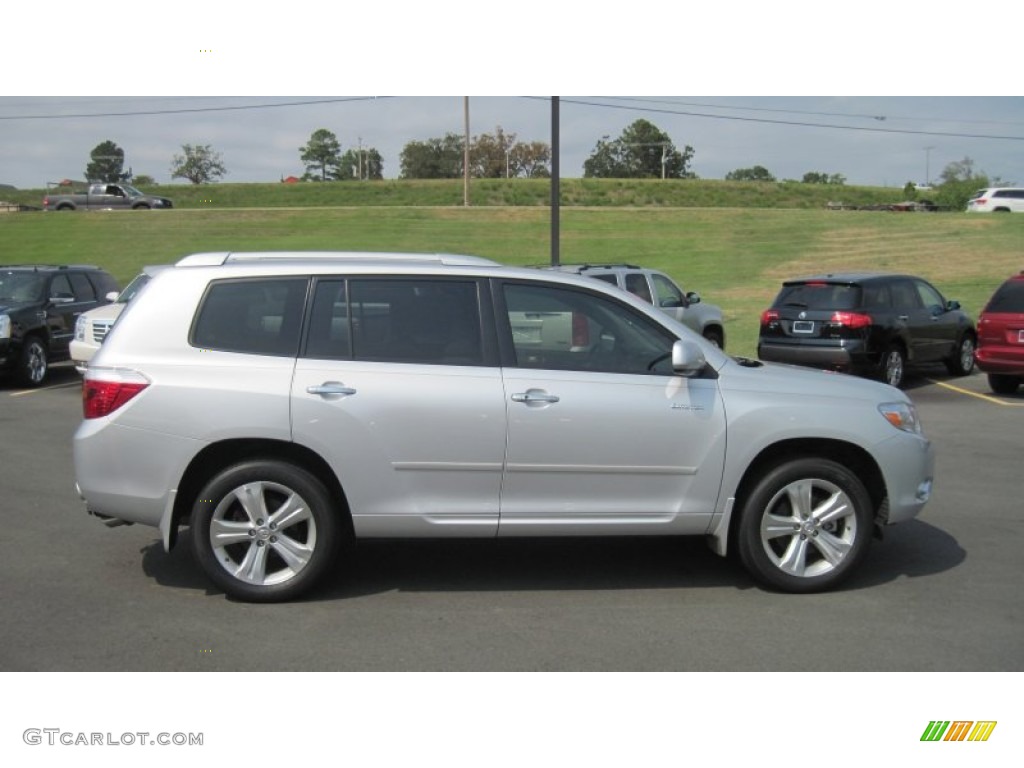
[3,178,903,210]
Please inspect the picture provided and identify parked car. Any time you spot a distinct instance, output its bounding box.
[0,264,118,386]
[71,265,167,373]
[545,263,726,348]
[757,273,976,388]
[75,252,934,602]
[966,188,1024,213]
[974,271,1024,395]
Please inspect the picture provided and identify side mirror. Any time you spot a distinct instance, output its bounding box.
[685,291,701,306]
[106,291,120,302]
[946,300,961,311]
[671,339,707,377]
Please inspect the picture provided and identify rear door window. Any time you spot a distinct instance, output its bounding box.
[303,278,485,366]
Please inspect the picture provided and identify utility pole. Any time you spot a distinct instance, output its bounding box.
[551,96,560,266]
[463,97,470,207]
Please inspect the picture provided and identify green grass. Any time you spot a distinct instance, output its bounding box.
[3,203,1020,357]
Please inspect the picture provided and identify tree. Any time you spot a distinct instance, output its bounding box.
[726,166,776,182]
[399,133,465,179]
[85,141,126,182]
[801,171,846,185]
[513,141,552,178]
[299,129,343,181]
[337,147,384,180]
[470,126,517,178]
[583,119,695,179]
[934,156,988,211]
[170,144,227,185]
[133,174,157,187]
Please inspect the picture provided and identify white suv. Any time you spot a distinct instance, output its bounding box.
[74,252,935,602]
[966,187,1024,213]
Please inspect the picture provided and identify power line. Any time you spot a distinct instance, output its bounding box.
[0,96,390,121]
[541,97,1024,142]
[594,96,1024,129]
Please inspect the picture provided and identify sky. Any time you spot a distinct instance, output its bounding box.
[2,95,1022,190]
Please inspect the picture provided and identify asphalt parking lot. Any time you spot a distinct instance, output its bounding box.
[1,363,1021,672]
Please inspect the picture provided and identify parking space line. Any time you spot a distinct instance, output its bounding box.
[8,382,81,397]
[927,379,1024,407]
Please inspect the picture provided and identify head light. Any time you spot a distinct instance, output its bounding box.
[74,314,87,341]
[879,401,922,434]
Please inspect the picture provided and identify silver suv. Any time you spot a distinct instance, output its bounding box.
[547,264,726,347]
[74,252,935,602]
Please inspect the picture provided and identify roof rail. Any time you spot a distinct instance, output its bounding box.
[175,252,500,268]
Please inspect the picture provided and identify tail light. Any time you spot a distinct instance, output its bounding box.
[83,370,150,419]
[830,311,873,329]
[572,311,590,347]
[760,309,780,326]
[42,196,50,208]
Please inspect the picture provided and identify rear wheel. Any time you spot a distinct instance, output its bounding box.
[16,337,48,387]
[737,458,873,593]
[880,345,906,388]
[988,374,1021,395]
[945,334,975,376]
[190,460,342,602]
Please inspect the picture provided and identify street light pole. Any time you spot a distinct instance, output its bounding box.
[924,146,935,186]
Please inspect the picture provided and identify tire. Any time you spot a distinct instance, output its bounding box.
[132,203,150,210]
[16,337,48,387]
[944,334,975,376]
[988,374,1021,395]
[879,344,906,388]
[736,458,874,593]
[190,460,342,602]
[703,327,724,349]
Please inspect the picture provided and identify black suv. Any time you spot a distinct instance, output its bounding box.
[757,272,977,388]
[0,265,118,387]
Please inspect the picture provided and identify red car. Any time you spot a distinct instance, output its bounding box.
[975,272,1024,395]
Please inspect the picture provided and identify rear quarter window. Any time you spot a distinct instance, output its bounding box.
[191,278,308,356]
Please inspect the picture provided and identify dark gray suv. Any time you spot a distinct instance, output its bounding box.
[758,273,977,388]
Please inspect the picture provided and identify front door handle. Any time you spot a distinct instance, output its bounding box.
[306,381,357,397]
[511,389,560,406]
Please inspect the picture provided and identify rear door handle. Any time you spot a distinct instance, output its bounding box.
[306,381,357,397]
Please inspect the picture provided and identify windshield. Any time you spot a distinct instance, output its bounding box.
[0,271,45,303]
[120,185,143,197]
[116,273,152,303]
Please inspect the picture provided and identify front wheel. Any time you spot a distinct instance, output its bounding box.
[702,328,724,349]
[736,458,874,593]
[190,460,342,602]
[945,334,975,376]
